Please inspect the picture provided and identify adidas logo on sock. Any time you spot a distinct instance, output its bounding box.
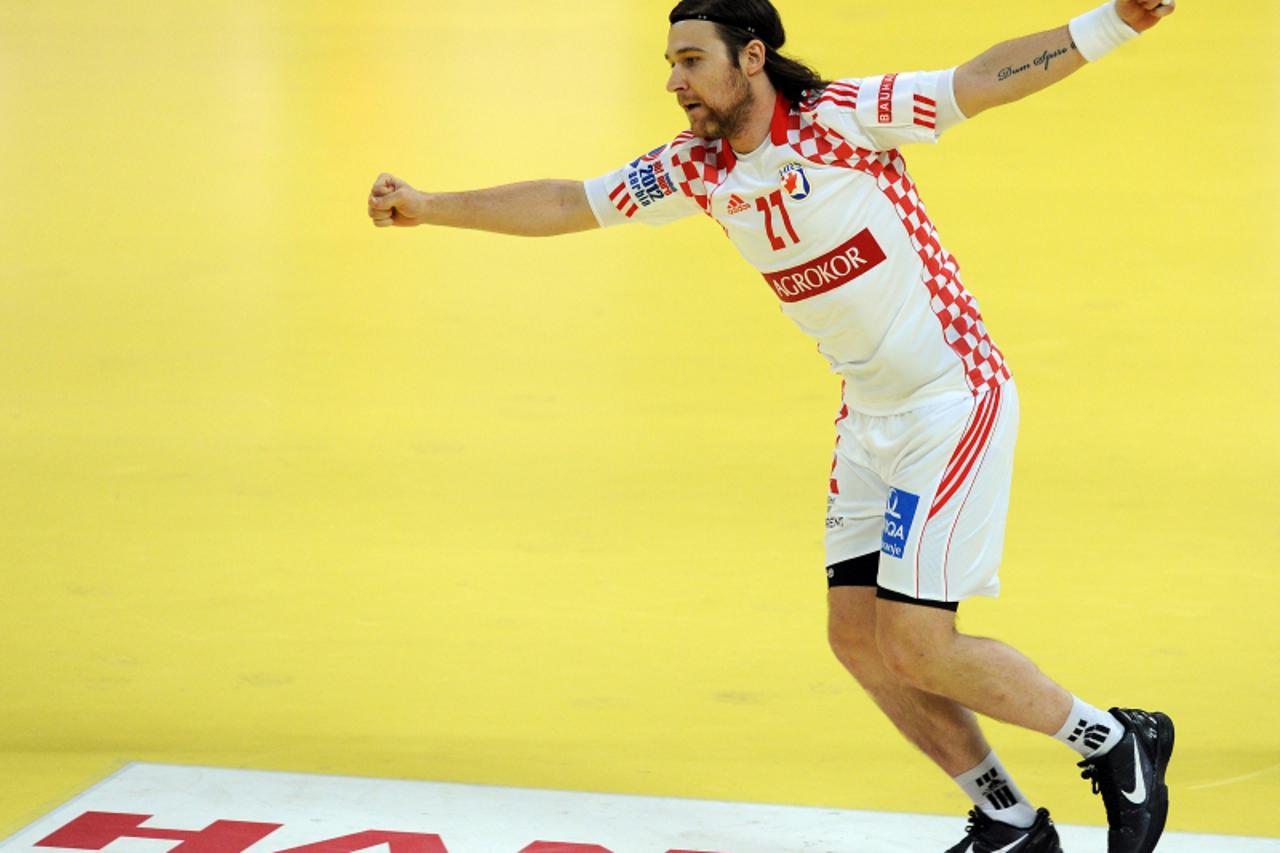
[1067,718,1111,751]
[977,769,1017,810]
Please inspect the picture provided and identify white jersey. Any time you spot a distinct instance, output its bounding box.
[585,70,1011,415]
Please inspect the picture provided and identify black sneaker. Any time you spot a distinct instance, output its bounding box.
[945,807,1062,852]
[1078,707,1175,853]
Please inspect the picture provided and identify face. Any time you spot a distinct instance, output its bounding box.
[665,20,755,140]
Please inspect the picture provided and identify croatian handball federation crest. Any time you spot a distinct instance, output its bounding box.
[779,163,812,201]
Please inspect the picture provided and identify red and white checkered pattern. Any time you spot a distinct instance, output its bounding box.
[584,72,1009,407]
[782,92,1010,395]
[668,132,734,215]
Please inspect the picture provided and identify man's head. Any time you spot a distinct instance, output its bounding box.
[664,17,764,141]
[665,0,829,139]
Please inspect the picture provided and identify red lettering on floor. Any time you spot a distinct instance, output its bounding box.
[35,813,282,853]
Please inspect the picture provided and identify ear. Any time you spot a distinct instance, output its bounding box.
[740,38,767,76]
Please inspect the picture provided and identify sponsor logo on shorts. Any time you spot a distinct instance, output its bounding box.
[779,163,812,201]
[762,228,887,303]
[881,488,920,559]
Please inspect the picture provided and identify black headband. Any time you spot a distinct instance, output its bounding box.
[670,13,777,49]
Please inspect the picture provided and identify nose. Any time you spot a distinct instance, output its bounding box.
[666,65,685,94]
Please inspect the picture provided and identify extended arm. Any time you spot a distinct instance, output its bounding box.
[368,175,598,236]
[953,26,1085,118]
[953,0,1175,118]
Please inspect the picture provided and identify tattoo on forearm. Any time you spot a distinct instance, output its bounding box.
[997,62,1030,81]
[996,43,1074,82]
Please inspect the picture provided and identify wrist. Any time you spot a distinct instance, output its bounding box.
[1069,2,1139,62]
[416,190,437,226]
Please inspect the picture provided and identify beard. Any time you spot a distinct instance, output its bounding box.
[692,68,755,140]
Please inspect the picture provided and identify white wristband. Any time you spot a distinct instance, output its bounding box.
[1069,2,1140,62]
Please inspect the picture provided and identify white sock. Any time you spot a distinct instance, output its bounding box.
[1053,695,1125,759]
[952,751,1038,829]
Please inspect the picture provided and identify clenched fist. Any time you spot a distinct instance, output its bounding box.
[368,173,427,228]
[1116,0,1176,33]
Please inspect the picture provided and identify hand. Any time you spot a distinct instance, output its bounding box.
[368,173,427,228]
[1116,0,1176,34]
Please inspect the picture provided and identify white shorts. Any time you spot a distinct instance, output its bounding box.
[824,379,1020,604]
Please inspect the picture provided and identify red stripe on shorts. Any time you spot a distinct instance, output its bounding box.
[929,387,1000,520]
[943,386,1005,598]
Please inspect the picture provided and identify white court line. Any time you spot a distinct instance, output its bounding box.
[1,763,1275,853]
[1186,762,1280,791]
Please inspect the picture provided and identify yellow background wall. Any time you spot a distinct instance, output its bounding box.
[2,0,1277,840]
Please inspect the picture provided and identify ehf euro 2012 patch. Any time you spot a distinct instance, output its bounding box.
[881,488,920,559]
[627,147,678,207]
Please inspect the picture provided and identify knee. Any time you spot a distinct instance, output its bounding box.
[876,621,951,691]
[827,619,884,682]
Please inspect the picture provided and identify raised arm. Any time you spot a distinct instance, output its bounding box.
[953,0,1175,118]
[367,174,598,236]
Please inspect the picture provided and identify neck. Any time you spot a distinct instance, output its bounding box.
[727,79,778,154]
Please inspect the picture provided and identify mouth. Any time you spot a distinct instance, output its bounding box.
[682,101,703,114]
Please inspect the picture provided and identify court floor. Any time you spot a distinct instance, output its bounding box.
[2,0,1278,845]
[2,764,1278,852]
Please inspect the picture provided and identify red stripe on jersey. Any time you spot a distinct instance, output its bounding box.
[914,105,937,119]
[821,84,858,97]
[914,117,937,129]
[914,94,937,108]
[609,183,625,202]
[624,203,639,218]
[821,94,859,111]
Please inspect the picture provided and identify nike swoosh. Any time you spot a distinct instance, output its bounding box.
[1122,737,1148,804]
[989,839,1025,853]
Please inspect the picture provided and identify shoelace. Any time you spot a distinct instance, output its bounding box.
[956,808,1022,853]
[1079,760,1110,796]
[1080,763,1101,795]
[961,808,994,838]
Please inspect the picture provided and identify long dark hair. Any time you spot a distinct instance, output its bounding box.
[668,0,830,103]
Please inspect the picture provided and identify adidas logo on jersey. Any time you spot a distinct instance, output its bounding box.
[726,194,751,215]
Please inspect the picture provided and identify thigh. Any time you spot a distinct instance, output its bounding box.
[878,381,1020,604]
[828,584,878,640]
